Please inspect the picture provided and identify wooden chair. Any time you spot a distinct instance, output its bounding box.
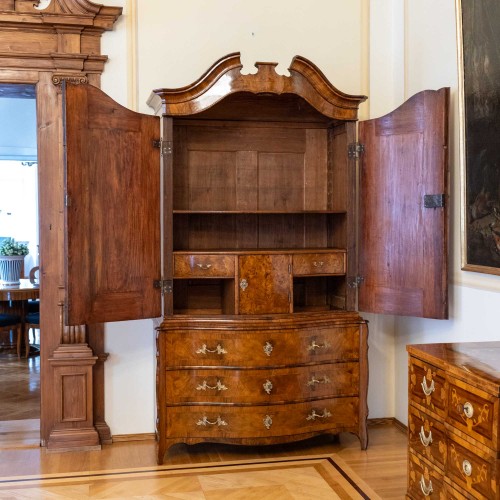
[25,312,39,355]
[0,313,24,358]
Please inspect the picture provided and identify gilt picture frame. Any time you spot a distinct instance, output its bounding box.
[458,0,500,274]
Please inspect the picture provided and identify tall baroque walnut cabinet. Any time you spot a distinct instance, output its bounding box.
[62,54,449,463]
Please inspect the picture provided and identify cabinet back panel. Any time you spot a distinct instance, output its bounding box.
[173,214,346,250]
[173,122,330,211]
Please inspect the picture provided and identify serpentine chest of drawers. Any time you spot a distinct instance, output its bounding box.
[407,342,500,499]
[157,312,368,463]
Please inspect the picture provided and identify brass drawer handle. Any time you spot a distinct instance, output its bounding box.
[263,379,273,394]
[307,375,331,386]
[419,426,433,447]
[307,340,330,351]
[263,341,273,356]
[263,415,273,429]
[421,377,435,396]
[419,476,433,496]
[196,344,227,355]
[306,408,332,421]
[462,459,472,477]
[240,278,248,291]
[313,261,324,267]
[196,380,228,392]
[463,401,474,419]
[196,263,212,270]
[196,416,228,427]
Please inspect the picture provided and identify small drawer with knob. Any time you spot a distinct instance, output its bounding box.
[165,397,359,440]
[447,376,498,448]
[174,253,235,278]
[292,252,346,276]
[409,357,447,419]
[408,406,447,472]
[165,363,359,404]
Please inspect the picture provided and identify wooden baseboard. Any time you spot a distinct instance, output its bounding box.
[368,417,407,432]
[112,433,156,443]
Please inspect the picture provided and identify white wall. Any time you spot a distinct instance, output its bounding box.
[99,0,492,436]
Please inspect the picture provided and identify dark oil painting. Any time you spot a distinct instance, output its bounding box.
[462,0,500,272]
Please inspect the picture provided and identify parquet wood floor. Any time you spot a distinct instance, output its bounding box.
[0,424,408,498]
[0,455,381,499]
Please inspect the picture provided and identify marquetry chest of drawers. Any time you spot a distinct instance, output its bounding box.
[406,342,500,499]
[156,312,368,463]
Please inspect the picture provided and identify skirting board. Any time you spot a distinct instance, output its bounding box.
[111,418,406,443]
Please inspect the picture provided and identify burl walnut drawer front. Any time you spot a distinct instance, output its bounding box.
[447,376,498,449]
[409,357,447,419]
[408,406,447,472]
[166,362,359,404]
[165,397,359,439]
[292,252,346,276]
[164,326,360,368]
[174,254,235,278]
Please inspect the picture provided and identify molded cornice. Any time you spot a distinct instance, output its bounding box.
[150,53,367,121]
[0,0,122,30]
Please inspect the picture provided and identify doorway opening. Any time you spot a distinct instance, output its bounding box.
[0,83,40,447]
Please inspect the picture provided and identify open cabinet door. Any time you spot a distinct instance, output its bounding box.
[358,88,449,319]
[64,83,161,325]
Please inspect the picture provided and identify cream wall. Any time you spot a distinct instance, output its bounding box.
[97,0,494,436]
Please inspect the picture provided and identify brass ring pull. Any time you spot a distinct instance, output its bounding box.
[462,460,472,477]
[196,416,228,427]
[196,344,227,355]
[421,377,435,396]
[307,375,331,386]
[419,426,433,447]
[313,261,324,267]
[196,380,228,392]
[463,402,474,419]
[306,408,332,421]
[419,476,433,496]
[307,340,330,351]
[196,263,212,270]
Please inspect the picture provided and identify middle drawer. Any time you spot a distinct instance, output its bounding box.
[166,362,359,404]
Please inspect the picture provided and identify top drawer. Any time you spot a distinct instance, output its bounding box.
[174,254,235,278]
[162,325,360,368]
[293,252,346,276]
[409,356,447,419]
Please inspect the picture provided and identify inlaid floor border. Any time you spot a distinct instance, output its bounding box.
[0,454,379,499]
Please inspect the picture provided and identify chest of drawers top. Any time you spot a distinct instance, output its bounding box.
[407,341,500,397]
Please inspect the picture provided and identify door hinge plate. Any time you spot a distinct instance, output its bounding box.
[348,276,365,288]
[348,142,365,159]
[154,279,173,294]
[153,139,172,156]
[424,194,445,208]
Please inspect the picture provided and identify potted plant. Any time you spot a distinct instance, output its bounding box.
[0,238,29,286]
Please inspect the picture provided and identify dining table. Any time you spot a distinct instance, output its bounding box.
[0,279,40,354]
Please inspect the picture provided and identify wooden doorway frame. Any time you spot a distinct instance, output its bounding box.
[0,0,121,450]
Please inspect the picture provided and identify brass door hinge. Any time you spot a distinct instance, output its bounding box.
[348,142,365,159]
[153,279,173,294]
[153,139,172,156]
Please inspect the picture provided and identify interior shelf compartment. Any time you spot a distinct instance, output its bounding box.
[293,276,347,312]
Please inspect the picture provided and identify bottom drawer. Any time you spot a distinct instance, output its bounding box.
[407,453,446,499]
[166,397,359,439]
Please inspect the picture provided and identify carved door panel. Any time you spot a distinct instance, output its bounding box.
[238,255,292,314]
[64,83,161,325]
[358,88,449,319]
